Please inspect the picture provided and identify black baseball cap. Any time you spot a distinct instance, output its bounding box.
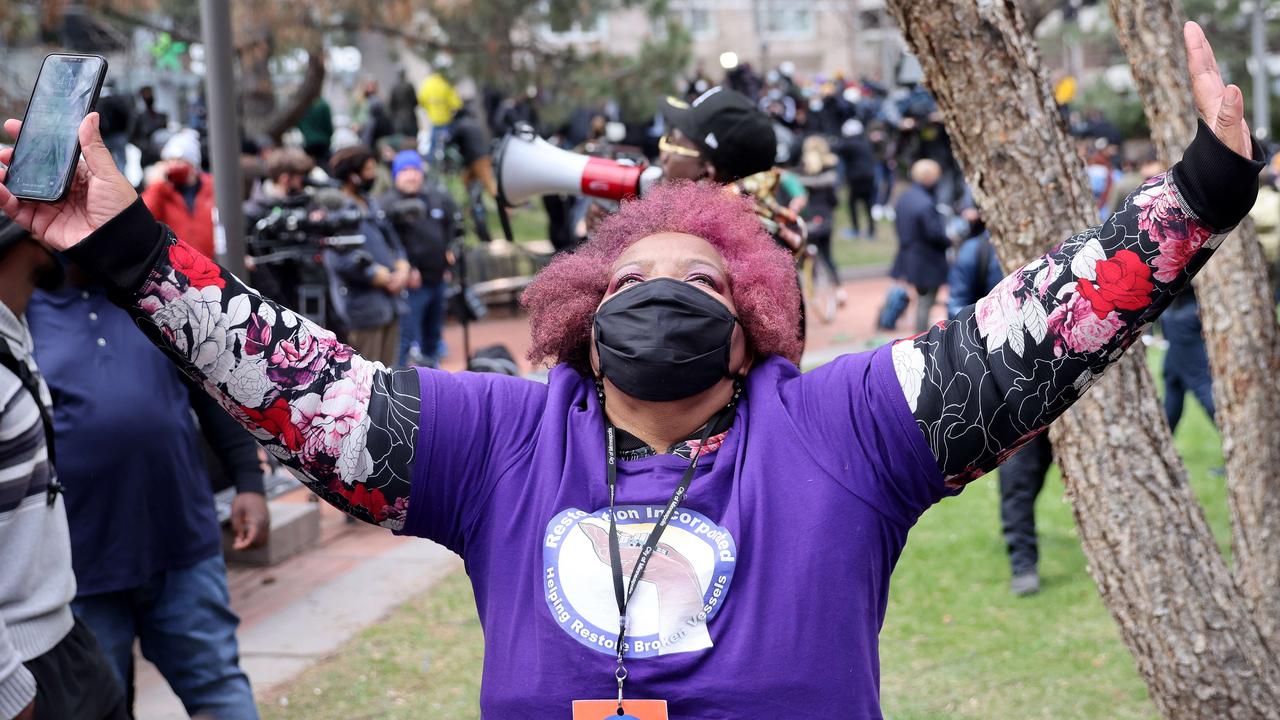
[663,87,776,182]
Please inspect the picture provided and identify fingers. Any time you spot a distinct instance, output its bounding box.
[1185,22,1225,125]
[1216,84,1253,158]
[77,112,117,178]
[231,509,251,550]
[2,118,20,140]
[0,180,17,217]
[1218,84,1244,134]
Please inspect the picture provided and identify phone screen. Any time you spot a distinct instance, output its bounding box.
[6,54,107,201]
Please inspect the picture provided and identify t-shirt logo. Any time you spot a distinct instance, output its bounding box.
[543,506,738,658]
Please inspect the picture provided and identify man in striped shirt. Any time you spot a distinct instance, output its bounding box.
[0,214,124,720]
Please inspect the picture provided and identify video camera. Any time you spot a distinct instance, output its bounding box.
[245,187,367,330]
[247,190,366,264]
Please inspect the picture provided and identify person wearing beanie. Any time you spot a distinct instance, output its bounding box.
[141,129,217,258]
[379,150,461,366]
[0,214,127,720]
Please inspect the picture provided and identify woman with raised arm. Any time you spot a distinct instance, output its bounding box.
[0,23,1263,719]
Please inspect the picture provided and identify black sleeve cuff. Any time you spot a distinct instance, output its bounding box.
[1171,119,1266,232]
[233,472,266,496]
[62,197,169,297]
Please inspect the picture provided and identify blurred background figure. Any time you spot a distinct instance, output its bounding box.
[298,96,335,168]
[794,135,843,303]
[96,79,134,171]
[131,86,168,169]
[329,146,409,365]
[142,129,216,259]
[379,150,460,367]
[389,68,420,140]
[419,69,462,162]
[356,77,394,152]
[894,158,950,332]
[1161,288,1215,434]
[835,118,877,241]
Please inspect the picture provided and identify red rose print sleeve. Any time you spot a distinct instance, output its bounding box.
[64,200,419,531]
[893,121,1264,486]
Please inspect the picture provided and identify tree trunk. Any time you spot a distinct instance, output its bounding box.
[882,1,1280,716]
[237,32,277,139]
[263,46,326,144]
[1109,0,1280,649]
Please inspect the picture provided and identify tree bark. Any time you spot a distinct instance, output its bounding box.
[882,0,1280,716]
[1109,0,1280,649]
[263,47,326,144]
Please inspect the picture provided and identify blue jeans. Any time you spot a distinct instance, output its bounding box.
[428,124,452,163]
[399,280,449,366]
[72,555,257,720]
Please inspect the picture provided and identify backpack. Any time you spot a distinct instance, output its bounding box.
[877,285,910,330]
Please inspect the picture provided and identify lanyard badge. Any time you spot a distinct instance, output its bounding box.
[577,384,738,717]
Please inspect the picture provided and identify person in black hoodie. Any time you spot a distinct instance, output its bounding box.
[834,119,877,240]
[378,151,461,367]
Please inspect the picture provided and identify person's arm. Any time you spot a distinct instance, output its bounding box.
[65,201,419,531]
[897,119,1264,487]
[946,241,977,319]
[920,203,950,250]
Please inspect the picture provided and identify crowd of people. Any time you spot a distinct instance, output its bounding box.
[1,22,1278,719]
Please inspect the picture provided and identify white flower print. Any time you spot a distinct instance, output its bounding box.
[892,340,926,413]
[226,357,272,408]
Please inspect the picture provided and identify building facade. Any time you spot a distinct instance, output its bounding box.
[540,0,906,84]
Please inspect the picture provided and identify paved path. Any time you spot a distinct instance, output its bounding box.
[133,272,945,716]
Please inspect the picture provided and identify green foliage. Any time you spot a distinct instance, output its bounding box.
[433,0,690,126]
[1077,78,1149,141]
[260,346,1228,720]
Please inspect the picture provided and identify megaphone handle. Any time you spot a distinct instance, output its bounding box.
[455,240,472,367]
[497,202,517,244]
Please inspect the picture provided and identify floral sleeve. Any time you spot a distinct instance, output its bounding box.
[894,122,1263,487]
[69,203,420,531]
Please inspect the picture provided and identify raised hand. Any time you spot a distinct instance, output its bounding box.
[1184,21,1253,159]
[0,112,138,251]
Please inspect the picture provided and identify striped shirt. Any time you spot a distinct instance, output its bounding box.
[0,302,74,719]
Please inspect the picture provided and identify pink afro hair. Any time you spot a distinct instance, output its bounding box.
[522,180,802,373]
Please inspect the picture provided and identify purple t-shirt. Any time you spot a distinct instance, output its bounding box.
[405,346,946,718]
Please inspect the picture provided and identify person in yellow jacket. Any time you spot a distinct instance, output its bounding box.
[418,72,462,161]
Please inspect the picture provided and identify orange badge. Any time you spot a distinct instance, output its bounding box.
[571,699,669,719]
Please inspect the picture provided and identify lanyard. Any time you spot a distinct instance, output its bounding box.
[602,393,737,713]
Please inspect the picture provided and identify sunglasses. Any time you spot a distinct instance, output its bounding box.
[658,134,702,159]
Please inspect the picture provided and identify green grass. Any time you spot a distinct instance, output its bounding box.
[830,202,900,271]
[262,346,1229,720]
[261,571,484,719]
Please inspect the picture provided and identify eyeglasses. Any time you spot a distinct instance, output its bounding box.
[658,134,702,159]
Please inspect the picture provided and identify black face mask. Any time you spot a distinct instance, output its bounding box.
[593,277,738,402]
[353,175,376,194]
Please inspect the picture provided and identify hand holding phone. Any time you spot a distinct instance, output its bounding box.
[0,113,138,252]
[4,54,108,202]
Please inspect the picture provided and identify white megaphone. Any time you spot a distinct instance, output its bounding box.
[494,124,664,207]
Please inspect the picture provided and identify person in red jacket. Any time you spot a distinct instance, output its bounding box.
[141,130,216,259]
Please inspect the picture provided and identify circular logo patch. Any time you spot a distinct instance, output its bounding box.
[543,505,737,658]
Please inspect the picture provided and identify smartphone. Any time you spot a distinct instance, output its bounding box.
[4,53,108,202]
